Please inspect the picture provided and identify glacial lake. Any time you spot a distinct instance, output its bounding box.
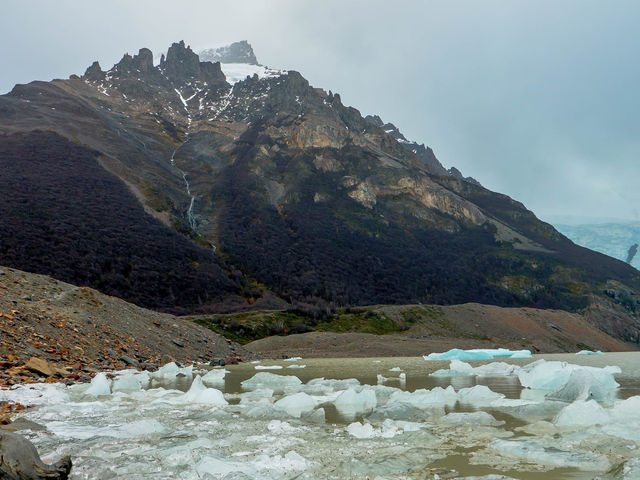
[2,352,640,479]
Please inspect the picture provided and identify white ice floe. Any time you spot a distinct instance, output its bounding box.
[456,385,504,406]
[387,385,457,409]
[287,364,306,369]
[518,359,620,393]
[181,375,227,406]
[424,348,531,361]
[346,419,422,439]
[389,367,403,372]
[241,372,302,391]
[255,365,283,370]
[283,357,303,362]
[112,373,143,393]
[274,392,317,418]
[430,359,475,377]
[576,350,604,355]
[333,388,377,417]
[0,383,69,407]
[200,368,228,387]
[152,362,193,381]
[84,372,112,396]
[441,411,504,426]
[489,437,610,471]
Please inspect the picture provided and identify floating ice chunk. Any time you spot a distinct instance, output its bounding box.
[241,372,302,391]
[196,455,252,476]
[112,373,142,393]
[251,360,261,364]
[490,437,610,470]
[274,392,317,418]
[347,421,376,438]
[547,369,616,402]
[377,374,388,384]
[346,419,418,439]
[472,362,520,377]
[307,407,325,423]
[430,359,474,377]
[283,357,302,362]
[152,362,193,381]
[201,368,228,387]
[182,375,227,405]
[388,385,457,409]
[441,411,504,426]
[267,419,299,434]
[576,350,603,355]
[334,388,377,417]
[118,419,166,437]
[253,450,310,472]
[85,372,111,396]
[389,367,402,372]
[553,399,609,427]
[0,383,69,407]
[255,365,283,370]
[518,359,620,392]
[287,364,306,369]
[307,377,360,389]
[424,348,531,361]
[457,385,504,406]
[240,388,274,404]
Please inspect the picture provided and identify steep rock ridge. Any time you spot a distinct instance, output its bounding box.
[0,40,639,331]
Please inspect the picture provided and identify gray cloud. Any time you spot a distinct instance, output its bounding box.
[2,0,639,222]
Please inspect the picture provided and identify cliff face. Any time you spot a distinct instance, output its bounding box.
[1,41,639,338]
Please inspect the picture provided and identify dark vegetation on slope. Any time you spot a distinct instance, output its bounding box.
[0,131,242,314]
[213,128,591,312]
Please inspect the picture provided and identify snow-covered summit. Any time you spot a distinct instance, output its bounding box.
[199,40,259,65]
[199,41,286,85]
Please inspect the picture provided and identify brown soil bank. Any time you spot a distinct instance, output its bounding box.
[246,303,638,358]
[0,266,251,386]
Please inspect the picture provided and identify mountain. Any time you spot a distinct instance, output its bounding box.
[199,40,259,65]
[1,40,639,344]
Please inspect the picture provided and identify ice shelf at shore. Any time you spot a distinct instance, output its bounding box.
[2,355,640,479]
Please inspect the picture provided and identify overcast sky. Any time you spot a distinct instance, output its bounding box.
[3,1,640,224]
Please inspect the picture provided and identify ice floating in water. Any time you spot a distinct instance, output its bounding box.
[431,359,474,377]
[518,359,620,393]
[457,385,504,406]
[553,399,609,427]
[387,385,457,409]
[152,362,193,381]
[241,372,302,391]
[255,365,283,370]
[84,372,111,396]
[576,350,603,355]
[489,437,610,471]
[432,360,521,378]
[441,411,504,426]
[200,368,228,387]
[181,375,227,405]
[389,367,402,372]
[424,348,531,360]
[287,364,306,369]
[333,388,377,417]
[346,419,421,439]
[283,357,302,362]
[274,392,317,418]
[112,373,143,393]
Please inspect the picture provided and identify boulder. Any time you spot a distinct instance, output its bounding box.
[0,430,71,479]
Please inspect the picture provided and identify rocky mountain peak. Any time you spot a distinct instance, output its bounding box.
[199,40,259,65]
[160,40,227,86]
[83,61,104,81]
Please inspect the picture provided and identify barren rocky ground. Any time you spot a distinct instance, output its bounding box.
[0,266,252,390]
